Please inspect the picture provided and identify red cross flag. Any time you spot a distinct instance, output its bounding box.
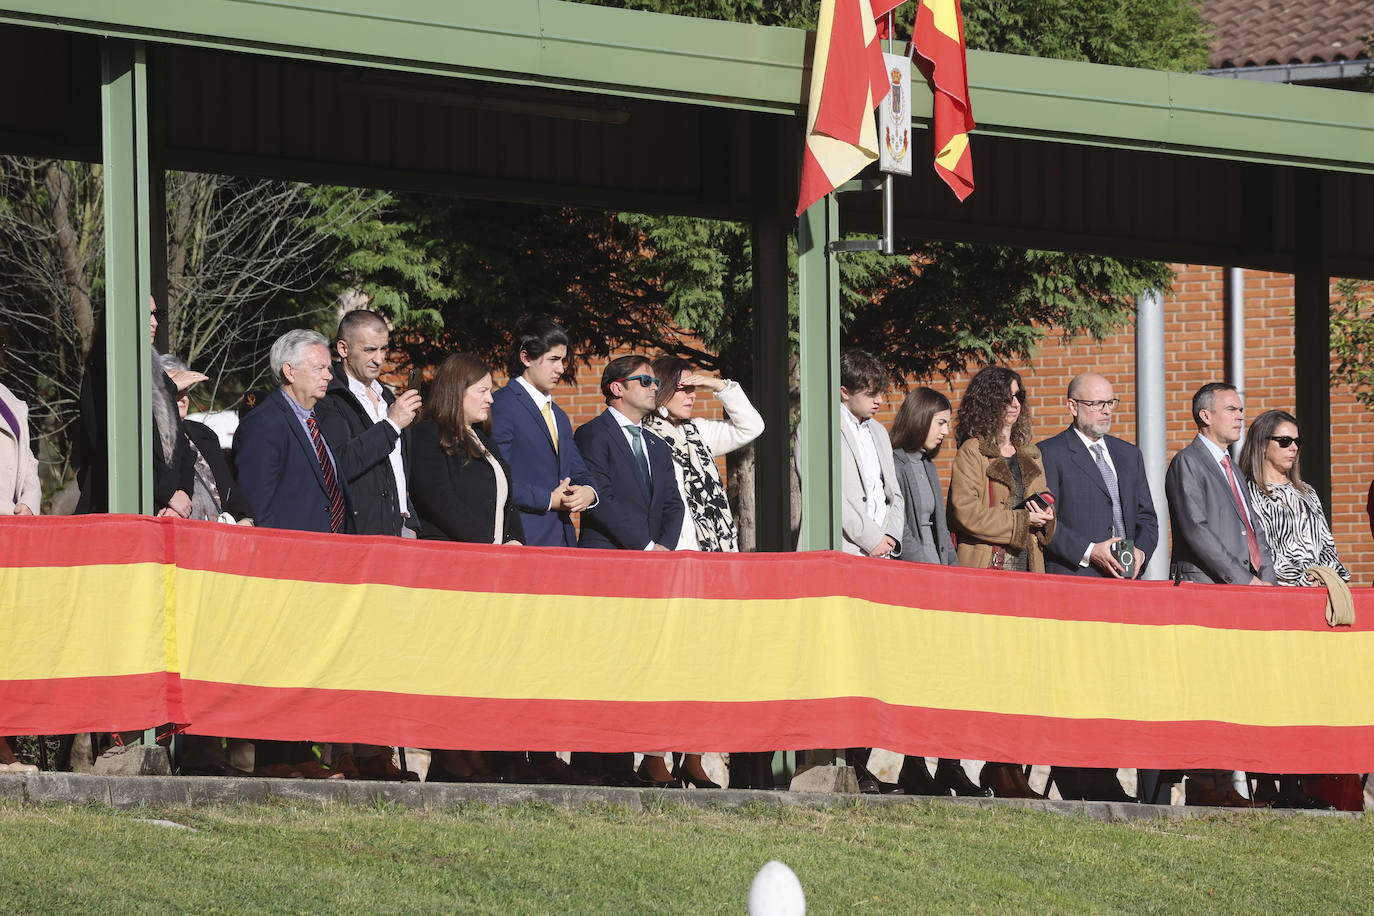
[795,0,891,217]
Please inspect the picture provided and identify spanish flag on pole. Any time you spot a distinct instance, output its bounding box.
[913,0,975,199]
[795,0,890,217]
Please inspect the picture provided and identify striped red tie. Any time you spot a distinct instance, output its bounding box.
[306,414,346,533]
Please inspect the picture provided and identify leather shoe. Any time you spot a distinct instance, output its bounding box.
[1281,775,1334,810]
[180,762,251,778]
[1053,766,1135,802]
[1186,787,1253,807]
[897,757,950,796]
[535,757,602,786]
[355,753,421,782]
[854,762,903,795]
[934,759,991,797]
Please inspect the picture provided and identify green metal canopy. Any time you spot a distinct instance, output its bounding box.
[0,0,1370,545]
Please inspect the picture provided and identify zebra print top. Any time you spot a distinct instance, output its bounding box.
[1247,480,1350,587]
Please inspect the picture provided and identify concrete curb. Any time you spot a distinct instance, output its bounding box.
[0,772,1360,821]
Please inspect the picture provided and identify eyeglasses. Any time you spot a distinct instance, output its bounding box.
[1071,398,1120,411]
[673,384,695,394]
[1269,435,1302,448]
[615,374,660,389]
[1010,390,1026,404]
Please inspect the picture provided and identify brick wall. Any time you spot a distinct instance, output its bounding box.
[539,265,1372,583]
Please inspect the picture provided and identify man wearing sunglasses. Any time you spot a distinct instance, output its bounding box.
[574,354,684,551]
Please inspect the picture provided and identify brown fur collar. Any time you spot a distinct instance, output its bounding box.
[977,438,1041,492]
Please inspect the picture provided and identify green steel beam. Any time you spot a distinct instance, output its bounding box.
[100,38,153,515]
[795,194,840,551]
[1293,169,1330,517]
[4,2,1372,173]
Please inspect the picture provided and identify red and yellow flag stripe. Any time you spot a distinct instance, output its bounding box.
[914,0,975,199]
[3,515,1373,771]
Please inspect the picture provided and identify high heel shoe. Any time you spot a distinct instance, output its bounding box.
[635,756,678,788]
[934,758,992,797]
[897,757,949,796]
[675,753,720,789]
[1281,775,1334,810]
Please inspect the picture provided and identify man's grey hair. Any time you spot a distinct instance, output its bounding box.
[269,329,329,385]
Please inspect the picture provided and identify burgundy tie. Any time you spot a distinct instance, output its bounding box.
[306,414,346,533]
[1221,455,1262,573]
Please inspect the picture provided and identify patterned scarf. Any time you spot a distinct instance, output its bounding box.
[644,413,737,552]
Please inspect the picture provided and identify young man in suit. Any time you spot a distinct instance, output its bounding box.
[1165,381,1276,807]
[490,316,597,547]
[488,317,601,785]
[1038,371,1158,803]
[573,353,685,786]
[314,309,422,539]
[574,354,684,551]
[838,347,903,559]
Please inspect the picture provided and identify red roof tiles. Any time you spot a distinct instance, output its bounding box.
[1204,0,1371,68]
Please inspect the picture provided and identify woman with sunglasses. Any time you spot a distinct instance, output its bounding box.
[1238,409,1348,809]
[947,365,1055,798]
[641,355,764,788]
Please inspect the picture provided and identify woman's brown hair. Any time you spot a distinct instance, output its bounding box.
[954,365,1032,448]
[891,387,953,457]
[651,354,691,411]
[427,352,492,460]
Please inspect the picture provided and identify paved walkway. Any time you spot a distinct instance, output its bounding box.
[0,772,1358,821]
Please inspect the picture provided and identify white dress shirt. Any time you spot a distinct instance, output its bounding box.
[346,374,408,520]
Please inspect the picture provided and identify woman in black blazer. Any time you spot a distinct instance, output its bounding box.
[411,353,524,546]
[409,353,523,783]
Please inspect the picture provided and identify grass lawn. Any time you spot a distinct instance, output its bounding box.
[0,798,1369,913]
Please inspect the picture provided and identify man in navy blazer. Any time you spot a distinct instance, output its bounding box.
[1038,372,1158,804]
[574,354,684,551]
[1039,372,1158,579]
[490,316,598,547]
[235,329,354,535]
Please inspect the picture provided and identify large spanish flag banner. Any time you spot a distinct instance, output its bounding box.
[913,0,975,200]
[795,0,890,217]
[4,515,1374,772]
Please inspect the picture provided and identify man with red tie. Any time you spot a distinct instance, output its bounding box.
[233,329,355,779]
[1164,381,1275,807]
[1165,382,1275,587]
[236,329,354,535]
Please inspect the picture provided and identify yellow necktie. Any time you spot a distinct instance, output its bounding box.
[541,400,559,453]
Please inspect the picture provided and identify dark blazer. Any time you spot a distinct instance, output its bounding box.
[490,381,597,547]
[574,408,684,550]
[1038,426,1159,577]
[312,367,414,536]
[184,418,254,521]
[410,421,524,544]
[892,448,958,566]
[234,388,354,534]
[1164,434,1276,584]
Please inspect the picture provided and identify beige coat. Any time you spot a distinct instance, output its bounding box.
[947,436,1054,572]
[0,382,41,514]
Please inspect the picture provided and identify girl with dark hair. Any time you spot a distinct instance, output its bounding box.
[410,353,523,784]
[889,386,988,797]
[1238,409,1347,809]
[947,366,1056,798]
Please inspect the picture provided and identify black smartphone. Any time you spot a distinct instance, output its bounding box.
[1017,491,1055,512]
[407,367,422,391]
